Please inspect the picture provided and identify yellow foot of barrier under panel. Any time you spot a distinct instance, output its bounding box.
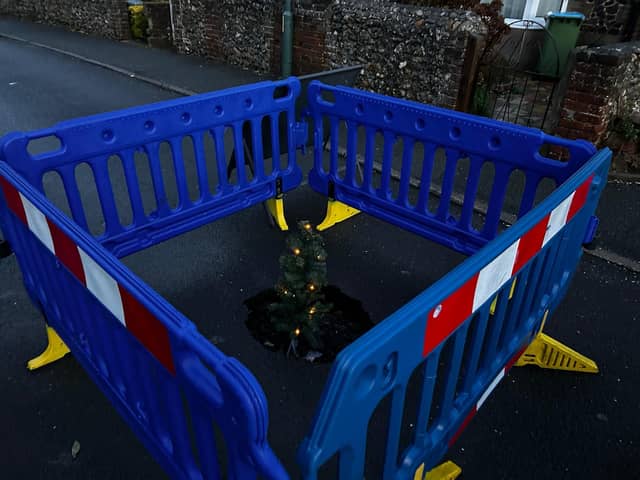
[415,461,462,480]
[265,197,289,231]
[27,326,70,371]
[515,332,599,373]
[317,200,360,231]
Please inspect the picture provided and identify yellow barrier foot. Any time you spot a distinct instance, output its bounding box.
[415,461,462,480]
[265,197,289,231]
[515,332,598,373]
[27,326,70,371]
[316,200,360,232]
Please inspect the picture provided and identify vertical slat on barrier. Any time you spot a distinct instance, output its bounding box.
[339,433,367,480]
[162,380,198,474]
[415,348,443,437]
[92,158,124,236]
[329,117,339,178]
[250,118,264,181]
[497,274,528,355]
[112,324,141,405]
[383,384,408,479]
[146,142,171,216]
[64,275,93,359]
[517,173,541,219]
[396,137,415,207]
[270,114,281,173]
[232,123,247,185]
[535,228,572,307]
[169,137,191,208]
[439,324,470,422]
[458,156,483,230]
[25,230,53,307]
[461,307,491,393]
[286,110,296,172]
[191,134,211,200]
[94,303,127,396]
[120,149,148,226]
[482,271,521,370]
[213,128,230,192]
[188,395,222,480]
[436,149,459,222]
[415,143,437,215]
[379,132,395,199]
[75,280,111,377]
[482,163,512,239]
[507,273,536,344]
[59,165,90,231]
[136,353,169,450]
[345,121,358,187]
[362,127,375,193]
[512,247,552,341]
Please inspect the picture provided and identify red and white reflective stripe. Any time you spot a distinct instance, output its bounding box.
[448,346,526,446]
[423,174,594,357]
[0,177,176,375]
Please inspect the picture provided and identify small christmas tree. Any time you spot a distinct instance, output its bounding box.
[268,220,333,351]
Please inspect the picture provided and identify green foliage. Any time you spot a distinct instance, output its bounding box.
[614,116,640,143]
[268,221,332,349]
[471,81,490,116]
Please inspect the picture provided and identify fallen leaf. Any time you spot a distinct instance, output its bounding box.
[304,351,323,363]
[71,440,80,459]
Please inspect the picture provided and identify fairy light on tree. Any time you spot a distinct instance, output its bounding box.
[268,220,333,351]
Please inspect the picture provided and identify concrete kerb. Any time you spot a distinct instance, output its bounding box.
[0,32,198,97]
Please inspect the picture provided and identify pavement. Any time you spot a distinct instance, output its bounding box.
[0,16,638,480]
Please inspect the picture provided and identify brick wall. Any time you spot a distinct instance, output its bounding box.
[0,0,130,40]
[557,42,640,145]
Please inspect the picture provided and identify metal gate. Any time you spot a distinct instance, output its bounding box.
[471,20,562,131]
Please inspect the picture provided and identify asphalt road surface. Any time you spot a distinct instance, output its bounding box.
[0,36,638,479]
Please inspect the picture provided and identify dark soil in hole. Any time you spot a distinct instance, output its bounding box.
[244,285,373,363]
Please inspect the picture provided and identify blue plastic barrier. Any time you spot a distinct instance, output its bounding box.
[2,78,304,258]
[0,77,611,480]
[0,79,306,480]
[298,83,611,478]
[306,81,598,254]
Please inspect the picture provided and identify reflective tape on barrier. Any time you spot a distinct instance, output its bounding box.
[0,176,176,374]
[423,174,593,357]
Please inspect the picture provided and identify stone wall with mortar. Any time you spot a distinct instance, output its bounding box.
[325,1,483,108]
[172,0,278,72]
[171,0,483,108]
[568,0,639,44]
[0,0,131,40]
[557,41,640,145]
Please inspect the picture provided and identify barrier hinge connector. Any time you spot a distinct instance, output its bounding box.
[293,121,309,155]
[583,215,599,246]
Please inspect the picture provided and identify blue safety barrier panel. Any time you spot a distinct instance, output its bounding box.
[306,81,598,255]
[0,79,305,479]
[0,77,612,480]
[1,78,304,258]
[298,83,611,478]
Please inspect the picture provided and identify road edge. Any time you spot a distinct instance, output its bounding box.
[0,32,197,96]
